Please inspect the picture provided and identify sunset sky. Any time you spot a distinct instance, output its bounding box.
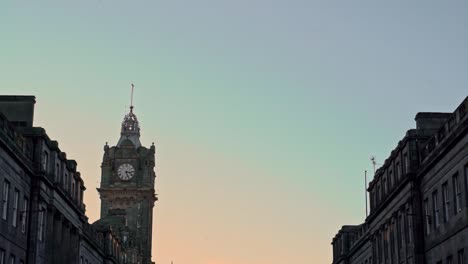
[1,1,468,263]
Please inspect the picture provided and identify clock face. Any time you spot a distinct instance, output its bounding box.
[117,163,135,181]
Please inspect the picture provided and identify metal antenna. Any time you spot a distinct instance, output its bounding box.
[370,156,377,174]
[130,83,135,112]
[365,170,368,218]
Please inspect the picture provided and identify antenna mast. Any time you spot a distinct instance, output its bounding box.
[365,170,368,218]
[370,156,377,174]
[130,83,135,111]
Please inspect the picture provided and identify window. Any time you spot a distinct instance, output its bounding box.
[384,226,389,263]
[458,249,465,264]
[80,189,84,206]
[55,163,60,182]
[77,183,81,205]
[454,174,462,213]
[61,170,66,188]
[80,256,83,264]
[396,162,401,181]
[424,199,431,234]
[9,255,14,264]
[407,208,413,243]
[403,153,409,174]
[66,173,69,192]
[373,236,378,263]
[443,182,450,222]
[21,197,28,233]
[390,221,396,256]
[433,191,440,227]
[63,173,68,190]
[378,231,382,263]
[389,170,394,188]
[448,255,453,264]
[397,215,403,251]
[42,151,48,172]
[0,249,5,264]
[466,165,468,208]
[2,181,10,220]
[12,189,19,227]
[400,213,406,246]
[71,178,75,199]
[38,207,45,241]
[377,184,381,203]
[383,178,387,196]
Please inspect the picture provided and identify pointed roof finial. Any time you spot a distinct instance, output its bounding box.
[130,83,135,112]
[117,83,142,147]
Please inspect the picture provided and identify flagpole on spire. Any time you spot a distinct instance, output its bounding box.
[130,83,135,112]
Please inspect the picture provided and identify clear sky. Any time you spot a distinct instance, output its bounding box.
[1,1,467,263]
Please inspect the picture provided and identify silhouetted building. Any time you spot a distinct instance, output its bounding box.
[0,96,132,264]
[331,97,468,264]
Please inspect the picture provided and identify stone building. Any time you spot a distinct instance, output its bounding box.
[0,96,35,264]
[0,95,153,264]
[80,221,124,264]
[332,96,468,264]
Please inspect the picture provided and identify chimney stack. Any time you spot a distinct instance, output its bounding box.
[0,96,36,127]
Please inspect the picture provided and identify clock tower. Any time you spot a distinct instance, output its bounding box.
[97,100,157,264]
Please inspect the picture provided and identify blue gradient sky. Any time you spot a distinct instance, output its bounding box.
[1,1,467,263]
